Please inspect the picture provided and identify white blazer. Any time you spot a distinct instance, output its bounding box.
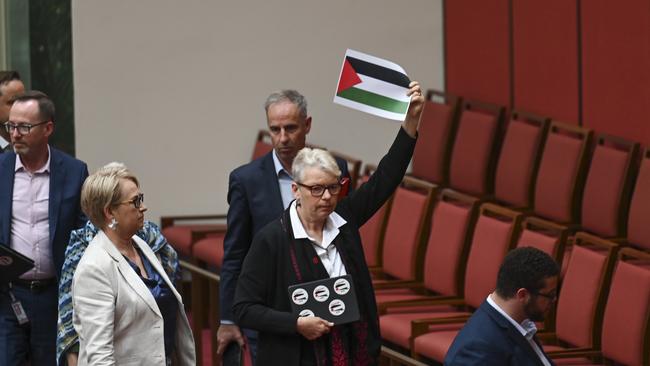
[72,230,195,366]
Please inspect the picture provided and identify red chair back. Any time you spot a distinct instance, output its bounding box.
[600,248,650,366]
[494,111,549,207]
[554,233,618,350]
[422,189,480,297]
[251,130,273,160]
[463,203,522,308]
[448,100,505,196]
[534,121,592,223]
[411,91,461,185]
[381,177,436,281]
[628,149,650,251]
[581,134,639,237]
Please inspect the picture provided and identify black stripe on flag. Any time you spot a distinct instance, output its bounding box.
[346,56,410,88]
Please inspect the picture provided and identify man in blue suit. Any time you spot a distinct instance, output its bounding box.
[0,91,88,366]
[216,90,350,364]
[445,247,559,366]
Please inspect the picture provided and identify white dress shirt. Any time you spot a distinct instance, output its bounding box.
[487,294,552,366]
[289,200,348,277]
[272,150,294,209]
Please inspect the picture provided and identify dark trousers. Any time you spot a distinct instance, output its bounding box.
[0,283,58,366]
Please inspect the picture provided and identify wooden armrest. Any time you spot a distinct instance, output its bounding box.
[378,296,463,315]
[160,214,227,229]
[380,346,429,366]
[535,332,558,343]
[373,280,423,290]
[545,347,599,358]
[411,314,472,337]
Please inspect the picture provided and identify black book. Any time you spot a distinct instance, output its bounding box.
[0,245,35,283]
[288,274,360,325]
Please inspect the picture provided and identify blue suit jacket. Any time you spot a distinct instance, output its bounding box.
[220,151,349,321]
[0,147,88,279]
[444,300,555,366]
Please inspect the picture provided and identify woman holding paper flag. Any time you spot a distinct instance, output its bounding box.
[233,81,424,365]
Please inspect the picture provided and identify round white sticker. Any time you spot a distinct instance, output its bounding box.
[291,288,309,305]
[313,285,330,302]
[299,309,315,317]
[333,278,351,295]
[329,299,345,316]
[0,256,12,266]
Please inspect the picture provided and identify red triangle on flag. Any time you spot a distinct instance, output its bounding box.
[337,58,362,94]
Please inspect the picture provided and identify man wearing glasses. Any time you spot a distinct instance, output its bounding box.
[0,91,88,366]
[0,71,25,153]
[445,247,559,366]
[217,90,351,364]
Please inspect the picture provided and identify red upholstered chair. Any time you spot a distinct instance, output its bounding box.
[406,204,523,362]
[494,111,549,208]
[548,248,650,366]
[357,167,393,268]
[410,90,462,185]
[448,99,506,196]
[160,220,226,257]
[538,232,618,359]
[378,203,522,362]
[533,121,592,224]
[251,129,273,160]
[581,134,639,238]
[370,176,437,285]
[516,216,569,265]
[626,149,650,252]
[377,189,480,349]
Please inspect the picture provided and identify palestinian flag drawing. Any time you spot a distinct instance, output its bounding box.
[334,49,411,121]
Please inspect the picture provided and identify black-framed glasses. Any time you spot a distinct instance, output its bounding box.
[531,289,558,301]
[120,193,145,209]
[296,181,342,197]
[4,120,50,135]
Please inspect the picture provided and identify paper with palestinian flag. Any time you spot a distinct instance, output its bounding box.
[334,49,411,121]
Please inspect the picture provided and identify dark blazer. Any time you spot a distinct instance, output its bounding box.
[0,147,88,278]
[444,300,555,366]
[220,151,350,321]
[233,128,416,365]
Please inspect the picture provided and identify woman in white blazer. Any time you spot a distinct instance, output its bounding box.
[72,163,195,365]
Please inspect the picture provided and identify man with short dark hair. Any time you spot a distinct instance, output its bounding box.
[444,247,559,366]
[0,71,25,153]
[0,91,88,365]
[216,90,351,364]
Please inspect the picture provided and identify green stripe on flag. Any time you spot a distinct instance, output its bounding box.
[337,87,409,114]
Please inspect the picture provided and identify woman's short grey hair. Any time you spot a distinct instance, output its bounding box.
[292,147,341,183]
[264,90,308,120]
[81,162,139,228]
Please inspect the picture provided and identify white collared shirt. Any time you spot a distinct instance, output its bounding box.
[272,150,295,209]
[289,200,348,277]
[11,146,53,279]
[487,294,552,366]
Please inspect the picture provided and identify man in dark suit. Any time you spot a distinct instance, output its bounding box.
[216,90,350,364]
[0,91,88,366]
[445,247,559,366]
[0,71,25,153]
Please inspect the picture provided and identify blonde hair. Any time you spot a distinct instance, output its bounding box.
[291,147,341,182]
[81,162,139,228]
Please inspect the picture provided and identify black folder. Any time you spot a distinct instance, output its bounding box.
[288,274,360,325]
[0,245,35,283]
